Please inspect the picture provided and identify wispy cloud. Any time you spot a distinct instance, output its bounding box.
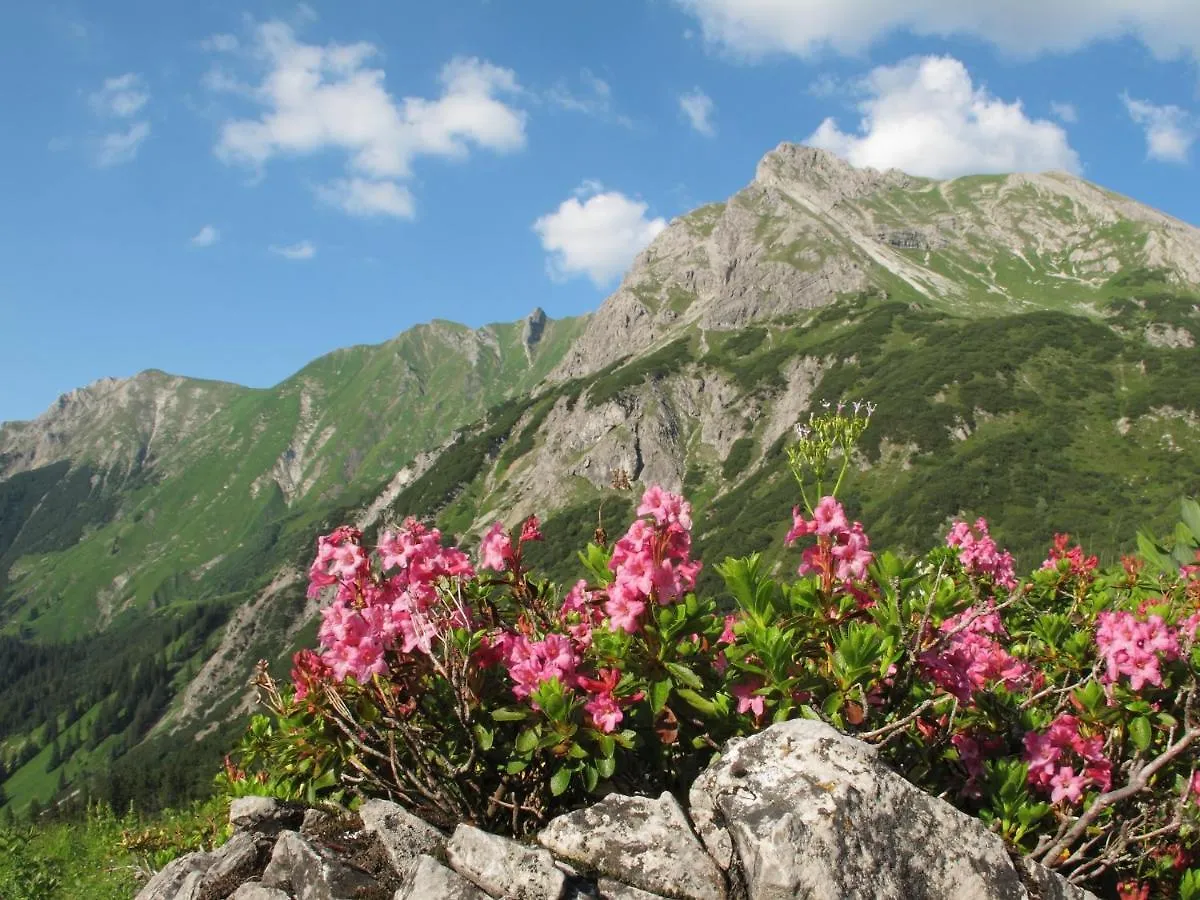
[679,88,716,136]
[1050,101,1079,124]
[270,240,316,260]
[190,225,220,247]
[95,121,151,167]
[89,73,149,118]
[88,73,151,167]
[546,69,632,127]
[1122,93,1195,163]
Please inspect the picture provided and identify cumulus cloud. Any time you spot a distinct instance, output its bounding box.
[207,22,527,217]
[95,121,151,167]
[679,88,716,136]
[270,240,316,260]
[1122,94,1195,162]
[90,73,149,118]
[806,56,1080,178]
[533,183,666,287]
[673,0,1200,63]
[190,225,220,247]
[1050,101,1079,123]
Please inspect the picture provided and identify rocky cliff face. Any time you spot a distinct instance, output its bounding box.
[552,144,1200,381]
[136,722,1098,900]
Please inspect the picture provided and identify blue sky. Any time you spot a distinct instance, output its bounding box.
[1,1,1197,423]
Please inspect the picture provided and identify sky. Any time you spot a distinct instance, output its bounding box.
[1,1,1198,423]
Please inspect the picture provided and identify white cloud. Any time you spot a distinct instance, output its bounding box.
[807,73,845,98]
[208,22,526,218]
[317,177,415,218]
[674,0,1200,63]
[190,225,220,247]
[1050,101,1079,123]
[95,121,151,167]
[90,73,149,118]
[1122,93,1195,162]
[806,56,1080,178]
[270,240,316,260]
[546,69,631,126]
[679,88,716,136]
[533,183,666,287]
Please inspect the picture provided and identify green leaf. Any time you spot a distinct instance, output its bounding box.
[550,767,572,796]
[649,678,673,715]
[505,759,528,774]
[1129,716,1152,752]
[581,764,599,793]
[596,755,616,779]
[473,725,494,751]
[676,688,717,716]
[492,707,529,722]
[665,662,703,690]
[1181,499,1200,543]
[515,728,539,754]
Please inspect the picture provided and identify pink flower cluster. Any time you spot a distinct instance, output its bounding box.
[785,496,873,586]
[604,486,701,634]
[945,518,1017,591]
[1041,533,1098,579]
[479,516,543,573]
[505,632,579,700]
[1024,714,1112,806]
[1095,610,1180,691]
[307,520,475,685]
[919,604,1033,703]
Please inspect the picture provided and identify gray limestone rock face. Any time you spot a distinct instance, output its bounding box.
[261,830,384,900]
[357,798,445,882]
[446,823,567,899]
[538,792,726,900]
[199,830,266,899]
[688,719,1099,900]
[228,884,292,900]
[134,850,214,900]
[229,796,306,837]
[597,879,673,900]
[395,854,490,900]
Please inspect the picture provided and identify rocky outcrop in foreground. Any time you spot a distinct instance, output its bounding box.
[136,721,1097,900]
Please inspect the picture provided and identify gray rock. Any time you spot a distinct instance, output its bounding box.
[358,798,445,881]
[200,831,265,897]
[301,808,336,838]
[134,851,214,900]
[538,792,725,900]
[229,885,292,900]
[446,823,567,899]
[598,880,672,900]
[261,830,382,900]
[1014,857,1102,900]
[688,719,1099,900]
[229,796,306,836]
[174,871,208,900]
[395,854,489,900]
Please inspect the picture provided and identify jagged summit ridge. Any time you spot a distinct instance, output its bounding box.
[550,143,1200,381]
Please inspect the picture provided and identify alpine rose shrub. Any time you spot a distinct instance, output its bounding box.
[227,404,1200,896]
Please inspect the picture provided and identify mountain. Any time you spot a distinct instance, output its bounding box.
[2,145,1199,817]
